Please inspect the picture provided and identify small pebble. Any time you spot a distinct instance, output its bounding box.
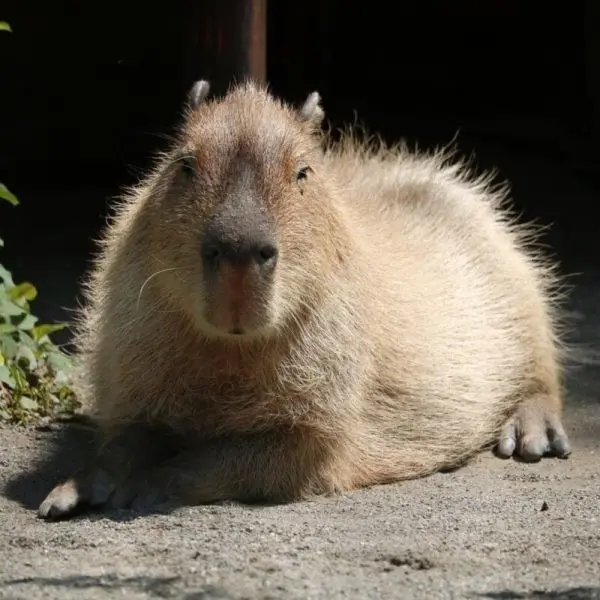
[35,417,58,432]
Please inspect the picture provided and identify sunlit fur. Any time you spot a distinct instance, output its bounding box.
[71,82,569,500]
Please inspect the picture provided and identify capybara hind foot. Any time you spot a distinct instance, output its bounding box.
[495,393,571,461]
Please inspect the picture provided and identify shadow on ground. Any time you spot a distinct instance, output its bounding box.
[0,420,187,521]
[0,574,234,599]
[475,588,600,599]
[1,420,96,511]
[0,419,275,522]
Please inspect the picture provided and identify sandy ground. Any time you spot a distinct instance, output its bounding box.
[1,273,599,600]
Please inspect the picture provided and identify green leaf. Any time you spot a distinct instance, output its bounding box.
[0,236,4,247]
[17,345,37,369]
[32,323,66,342]
[0,183,19,205]
[19,396,39,411]
[0,297,25,318]
[0,265,14,287]
[0,22,12,33]
[15,329,37,349]
[16,313,38,330]
[0,323,18,334]
[0,336,19,359]
[47,350,73,373]
[0,364,15,387]
[9,282,38,304]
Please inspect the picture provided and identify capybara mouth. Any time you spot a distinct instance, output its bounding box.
[204,261,273,336]
[206,304,269,337]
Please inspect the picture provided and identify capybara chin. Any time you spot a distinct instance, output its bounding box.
[39,79,571,519]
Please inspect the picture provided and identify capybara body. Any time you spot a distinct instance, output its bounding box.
[39,81,571,519]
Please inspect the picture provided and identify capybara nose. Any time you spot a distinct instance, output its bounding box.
[201,234,278,271]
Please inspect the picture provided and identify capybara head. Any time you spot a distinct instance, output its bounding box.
[146,80,348,340]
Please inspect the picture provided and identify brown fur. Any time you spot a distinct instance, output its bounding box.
[39,81,571,517]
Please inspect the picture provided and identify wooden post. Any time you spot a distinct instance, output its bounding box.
[584,0,600,174]
[183,0,267,96]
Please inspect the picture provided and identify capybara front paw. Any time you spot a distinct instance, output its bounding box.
[38,468,115,520]
[105,474,172,512]
[38,479,83,520]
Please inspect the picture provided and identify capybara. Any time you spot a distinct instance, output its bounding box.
[38,80,571,519]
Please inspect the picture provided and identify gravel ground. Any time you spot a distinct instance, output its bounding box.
[1,271,599,600]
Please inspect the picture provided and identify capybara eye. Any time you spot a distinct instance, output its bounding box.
[296,166,311,182]
[181,156,196,178]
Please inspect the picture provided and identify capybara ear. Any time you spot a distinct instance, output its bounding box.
[299,91,325,129]
[188,80,211,110]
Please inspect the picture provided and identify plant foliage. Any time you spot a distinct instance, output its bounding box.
[0,188,80,423]
[1,23,80,421]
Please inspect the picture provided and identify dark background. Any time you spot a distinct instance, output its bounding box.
[1,0,599,346]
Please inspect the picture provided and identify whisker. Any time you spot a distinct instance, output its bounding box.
[137,267,180,308]
[152,255,199,285]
